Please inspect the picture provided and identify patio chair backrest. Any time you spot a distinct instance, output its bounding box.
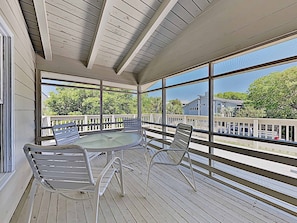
[52,122,80,145]
[169,123,193,164]
[23,143,95,191]
[123,118,142,132]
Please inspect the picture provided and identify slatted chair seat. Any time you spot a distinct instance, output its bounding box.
[23,143,124,223]
[144,123,197,197]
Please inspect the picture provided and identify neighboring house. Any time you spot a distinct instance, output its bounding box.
[183,92,243,116]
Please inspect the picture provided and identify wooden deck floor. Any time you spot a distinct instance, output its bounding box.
[11,149,296,223]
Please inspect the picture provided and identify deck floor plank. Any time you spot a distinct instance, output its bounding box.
[99,195,117,222]
[123,176,179,223]
[74,199,87,223]
[12,149,297,223]
[56,194,67,222]
[117,181,158,223]
[82,195,95,223]
[132,174,189,222]
[36,187,51,223]
[121,173,172,223]
[47,193,58,223]
[30,185,44,223]
[125,154,241,223]
[103,188,127,223]
[66,199,77,222]
[128,156,222,223]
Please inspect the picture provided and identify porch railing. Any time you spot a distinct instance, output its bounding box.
[42,114,296,142]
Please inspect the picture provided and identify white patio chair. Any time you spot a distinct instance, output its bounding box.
[144,123,197,197]
[121,118,147,170]
[23,143,124,223]
[52,122,100,160]
[122,118,147,150]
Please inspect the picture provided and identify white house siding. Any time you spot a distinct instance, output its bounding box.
[0,1,36,222]
[183,93,243,116]
[183,99,200,115]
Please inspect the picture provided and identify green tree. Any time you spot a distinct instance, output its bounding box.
[221,106,235,117]
[44,87,100,115]
[247,66,297,118]
[166,99,183,114]
[141,93,157,113]
[215,92,247,100]
[236,105,266,118]
[44,86,137,115]
[150,97,162,113]
[102,90,136,114]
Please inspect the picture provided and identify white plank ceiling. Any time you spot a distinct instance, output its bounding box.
[19,0,297,86]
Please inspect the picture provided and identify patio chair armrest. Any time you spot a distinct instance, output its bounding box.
[147,148,187,166]
[154,148,184,155]
[146,137,172,151]
[146,148,184,159]
[147,137,173,144]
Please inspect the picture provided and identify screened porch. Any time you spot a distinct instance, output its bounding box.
[1,0,297,222]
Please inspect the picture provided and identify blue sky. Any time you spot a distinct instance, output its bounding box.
[148,37,297,103]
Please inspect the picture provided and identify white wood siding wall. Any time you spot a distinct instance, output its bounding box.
[0,0,36,222]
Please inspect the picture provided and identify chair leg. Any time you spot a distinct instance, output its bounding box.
[188,156,197,191]
[114,157,125,196]
[93,190,100,223]
[178,152,197,191]
[144,163,153,198]
[25,179,38,223]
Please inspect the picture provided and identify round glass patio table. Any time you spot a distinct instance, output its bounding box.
[73,131,142,162]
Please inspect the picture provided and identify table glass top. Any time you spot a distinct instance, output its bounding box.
[73,131,142,152]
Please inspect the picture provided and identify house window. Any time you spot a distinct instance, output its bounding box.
[0,17,14,174]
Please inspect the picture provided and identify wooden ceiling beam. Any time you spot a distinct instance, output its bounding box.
[86,0,114,69]
[33,0,52,60]
[36,54,138,86]
[115,0,178,75]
